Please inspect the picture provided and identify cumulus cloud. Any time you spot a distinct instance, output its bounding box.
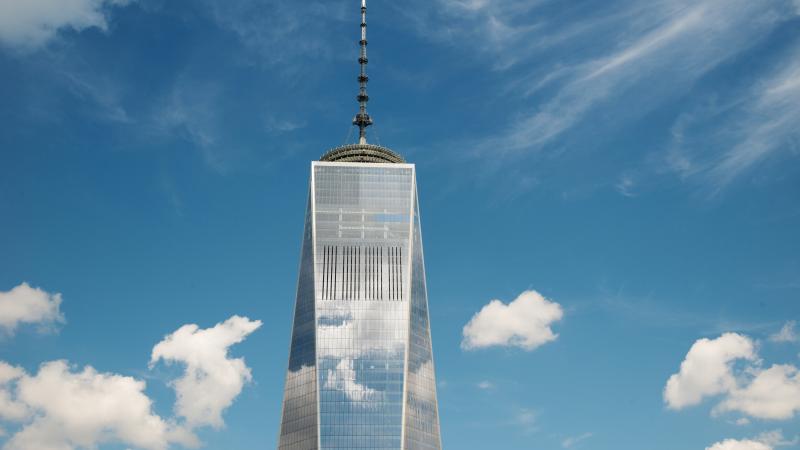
[706,430,797,450]
[0,283,65,335]
[0,0,130,50]
[0,360,197,450]
[664,333,756,409]
[770,321,798,343]
[716,365,800,420]
[150,315,262,428]
[0,314,260,449]
[706,439,772,450]
[462,290,563,351]
[666,333,800,421]
[0,362,29,422]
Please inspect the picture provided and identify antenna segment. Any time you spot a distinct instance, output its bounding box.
[353,0,373,144]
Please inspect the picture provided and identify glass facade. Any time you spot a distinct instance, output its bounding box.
[278,161,441,450]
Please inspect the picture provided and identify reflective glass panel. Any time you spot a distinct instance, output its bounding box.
[278,162,442,450]
[314,163,413,450]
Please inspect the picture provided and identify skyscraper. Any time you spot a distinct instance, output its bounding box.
[277,2,442,450]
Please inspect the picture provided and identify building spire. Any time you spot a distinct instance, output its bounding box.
[353,0,372,144]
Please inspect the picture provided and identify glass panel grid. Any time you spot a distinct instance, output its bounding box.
[279,192,319,450]
[314,164,413,450]
[278,162,441,450]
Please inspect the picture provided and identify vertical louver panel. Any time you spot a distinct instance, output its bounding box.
[320,245,406,301]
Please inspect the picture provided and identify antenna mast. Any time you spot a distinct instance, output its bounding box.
[353,0,373,144]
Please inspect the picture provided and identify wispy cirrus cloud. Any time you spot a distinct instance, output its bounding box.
[666,45,800,192]
[154,79,230,173]
[398,0,799,194]
[477,0,794,157]
[390,0,547,70]
[201,0,350,71]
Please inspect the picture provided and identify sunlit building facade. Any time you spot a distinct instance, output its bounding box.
[277,145,441,450]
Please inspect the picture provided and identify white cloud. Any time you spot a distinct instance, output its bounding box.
[770,321,798,344]
[666,333,800,421]
[0,0,130,50]
[150,315,262,429]
[462,290,563,351]
[664,333,756,409]
[0,314,260,449]
[706,439,772,450]
[706,430,798,450]
[0,283,65,336]
[716,364,800,420]
[0,362,29,422]
[2,360,197,450]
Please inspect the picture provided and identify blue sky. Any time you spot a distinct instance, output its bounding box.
[1,0,799,449]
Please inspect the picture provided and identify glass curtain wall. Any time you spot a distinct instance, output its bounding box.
[278,162,441,450]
